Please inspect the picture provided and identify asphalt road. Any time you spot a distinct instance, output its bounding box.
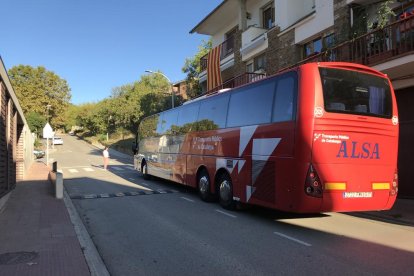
[51,134,414,276]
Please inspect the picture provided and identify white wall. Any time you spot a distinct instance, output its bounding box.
[294,0,334,44]
[275,0,316,30]
[246,0,274,28]
[211,17,238,47]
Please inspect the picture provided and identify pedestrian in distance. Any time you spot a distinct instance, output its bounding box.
[103,146,110,170]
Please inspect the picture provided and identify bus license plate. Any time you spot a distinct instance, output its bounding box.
[343,192,373,198]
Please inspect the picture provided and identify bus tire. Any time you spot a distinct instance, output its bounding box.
[142,162,151,180]
[198,169,213,202]
[218,173,235,210]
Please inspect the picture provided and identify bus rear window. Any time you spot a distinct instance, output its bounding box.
[319,68,392,118]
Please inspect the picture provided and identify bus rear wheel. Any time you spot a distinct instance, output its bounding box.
[198,169,213,202]
[218,173,235,210]
[142,162,151,180]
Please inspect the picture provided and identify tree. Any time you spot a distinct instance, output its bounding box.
[182,39,212,99]
[8,65,71,129]
[25,111,46,135]
[71,72,174,137]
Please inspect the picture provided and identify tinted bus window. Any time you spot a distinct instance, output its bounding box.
[227,80,276,127]
[139,114,160,139]
[320,68,392,118]
[177,103,199,126]
[156,110,178,135]
[273,73,297,122]
[197,94,229,130]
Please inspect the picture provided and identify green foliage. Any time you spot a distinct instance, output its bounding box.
[25,111,46,135]
[8,65,71,129]
[71,72,174,137]
[369,0,395,29]
[182,39,212,99]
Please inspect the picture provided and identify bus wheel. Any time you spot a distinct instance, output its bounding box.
[198,169,213,202]
[142,162,151,180]
[218,173,235,210]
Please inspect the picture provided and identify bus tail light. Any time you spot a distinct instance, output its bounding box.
[305,164,323,198]
[390,170,398,196]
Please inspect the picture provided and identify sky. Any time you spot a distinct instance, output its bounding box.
[0,0,222,104]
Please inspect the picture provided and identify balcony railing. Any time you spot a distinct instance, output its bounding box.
[206,72,266,94]
[284,14,414,71]
[200,35,235,72]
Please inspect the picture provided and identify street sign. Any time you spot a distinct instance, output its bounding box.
[43,123,53,138]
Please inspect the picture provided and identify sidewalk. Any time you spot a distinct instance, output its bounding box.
[0,161,90,276]
[358,198,414,226]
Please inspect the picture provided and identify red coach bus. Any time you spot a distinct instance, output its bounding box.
[134,62,399,213]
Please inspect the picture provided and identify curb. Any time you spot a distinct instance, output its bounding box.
[63,189,110,276]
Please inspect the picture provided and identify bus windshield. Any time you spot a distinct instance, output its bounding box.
[320,68,392,118]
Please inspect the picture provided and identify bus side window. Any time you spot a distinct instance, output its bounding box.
[272,74,297,122]
[227,80,275,127]
[197,94,229,130]
[177,103,200,133]
[156,110,178,136]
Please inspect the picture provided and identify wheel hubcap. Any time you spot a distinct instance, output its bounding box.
[220,180,231,201]
[199,176,208,193]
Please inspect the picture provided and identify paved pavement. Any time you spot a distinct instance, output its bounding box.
[0,158,412,275]
[0,161,90,276]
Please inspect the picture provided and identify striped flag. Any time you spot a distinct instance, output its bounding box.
[207,45,222,91]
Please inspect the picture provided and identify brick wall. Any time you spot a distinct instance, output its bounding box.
[221,28,246,82]
[0,83,8,196]
[266,27,301,75]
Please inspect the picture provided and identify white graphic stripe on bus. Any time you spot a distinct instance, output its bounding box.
[247,138,281,202]
[238,160,246,174]
[216,158,238,174]
[239,125,257,156]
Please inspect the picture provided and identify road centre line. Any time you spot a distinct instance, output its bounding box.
[181,197,195,203]
[215,209,237,218]
[273,231,312,247]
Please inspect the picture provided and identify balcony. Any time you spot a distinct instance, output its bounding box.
[285,14,414,70]
[205,72,266,94]
[200,35,235,72]
[240,26,268,60]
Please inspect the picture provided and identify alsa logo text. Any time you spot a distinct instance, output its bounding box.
[336,141,380,159]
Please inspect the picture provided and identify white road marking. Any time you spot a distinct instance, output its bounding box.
[61,166,95,169]
[84,168,94,172]
[181,197,195,203]
[68,169,79,173]
[273,232,312,247]
[215,209,237,218]
[112,167,124,171]
[128,178,136,181]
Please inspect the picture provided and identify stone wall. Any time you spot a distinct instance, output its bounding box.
[266,27,301,76]
[221,28,245,82]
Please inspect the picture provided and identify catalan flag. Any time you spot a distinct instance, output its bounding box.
[207,45,222,91]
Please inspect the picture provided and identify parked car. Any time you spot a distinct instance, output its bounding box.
[68,131,75,136]
[52,137,63,145]
[33,149,45,159]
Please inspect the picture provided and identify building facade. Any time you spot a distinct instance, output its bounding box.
[0,57,34,204]
[191,0,414,198]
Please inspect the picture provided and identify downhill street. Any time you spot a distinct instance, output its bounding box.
[51,134,414,276]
